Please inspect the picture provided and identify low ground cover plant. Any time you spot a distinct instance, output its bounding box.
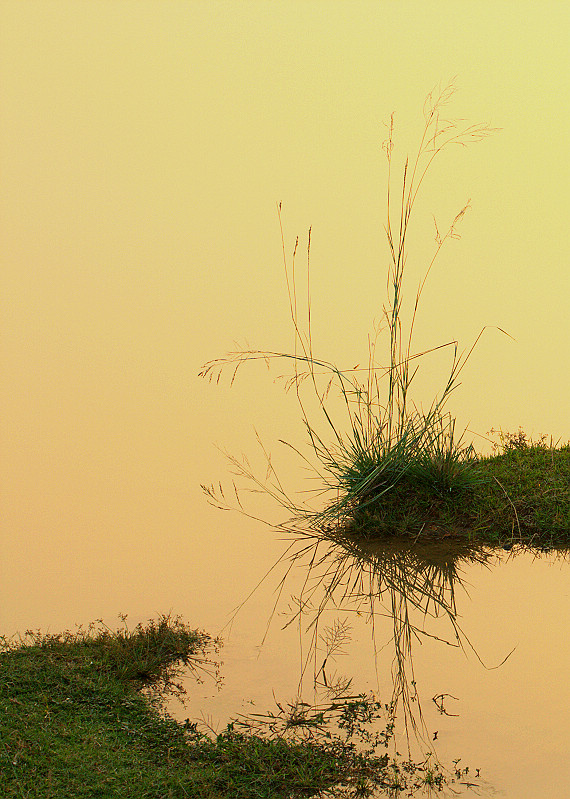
[0,616,473,798]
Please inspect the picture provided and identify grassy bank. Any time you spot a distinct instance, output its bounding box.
[346,431,570,548]
[0,616,221,798]
[0,615,468,798]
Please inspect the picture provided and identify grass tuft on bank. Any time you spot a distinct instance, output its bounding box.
[203,85,564,550]
[345,430,570,548]
[1,616,471,798]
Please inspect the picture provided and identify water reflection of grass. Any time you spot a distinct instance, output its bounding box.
[1,615,470,798]
[219,529,491,793]
[261,532,497,744]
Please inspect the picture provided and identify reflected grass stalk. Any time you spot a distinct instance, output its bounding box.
[273,532,497,751]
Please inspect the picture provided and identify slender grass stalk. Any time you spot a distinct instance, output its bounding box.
[200,82,503,533]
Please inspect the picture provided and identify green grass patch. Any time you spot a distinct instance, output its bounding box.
[0,615,221,798]
[0,616,472,798]
[346,431,570,548]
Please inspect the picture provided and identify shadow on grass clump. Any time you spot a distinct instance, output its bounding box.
[345,470,478,539]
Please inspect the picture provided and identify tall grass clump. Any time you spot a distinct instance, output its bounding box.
[201,83,502,535]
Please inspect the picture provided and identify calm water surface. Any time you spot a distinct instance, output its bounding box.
[3,383,569,799]
[3,438,570,797]
[177,534,570,799]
